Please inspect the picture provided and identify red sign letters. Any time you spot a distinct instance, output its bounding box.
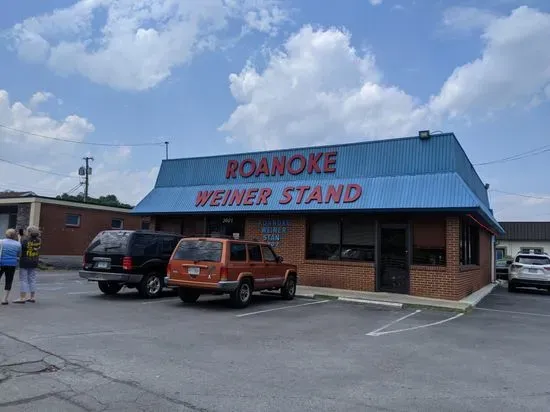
[194,151,363,208]
[225,151,337,179]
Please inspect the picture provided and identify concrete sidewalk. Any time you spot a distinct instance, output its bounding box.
[296,282,499,312]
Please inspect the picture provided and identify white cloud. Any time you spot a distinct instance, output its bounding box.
[221,7,550,150]
[431,6,550,117]
[0,89,157,205]
[29,91,54,107]
[8,0,288,91]
[220,25,434,149]
[442,7,498,32]
[369,0,383,5]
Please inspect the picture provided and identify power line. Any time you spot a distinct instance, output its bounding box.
[475,144,550,166]
[0,123,166,147]
[0,157,76,178]
[489,189,550,200]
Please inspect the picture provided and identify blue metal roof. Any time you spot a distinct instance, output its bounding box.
[133,133,503,234]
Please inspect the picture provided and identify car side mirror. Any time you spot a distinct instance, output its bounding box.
[506,260,513,265]
[277,256,284,263]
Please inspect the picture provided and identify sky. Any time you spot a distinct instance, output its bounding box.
[0,0,549,221]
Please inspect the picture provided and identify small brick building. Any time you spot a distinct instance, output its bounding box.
[0,193,144,256]
[133,132,504,300]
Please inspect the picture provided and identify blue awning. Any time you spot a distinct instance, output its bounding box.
[133,172,504,234]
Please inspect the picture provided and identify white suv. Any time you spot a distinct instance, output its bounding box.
[508,253,550,292]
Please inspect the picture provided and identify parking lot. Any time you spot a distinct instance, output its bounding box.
[2,272,550,411]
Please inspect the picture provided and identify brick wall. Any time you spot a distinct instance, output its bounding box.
[244,213,493,300]
[39,203,143,255]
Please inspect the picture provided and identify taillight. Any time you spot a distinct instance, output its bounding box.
[510,264,522,273]
[123,256,132,271]
[543,266,550,272]
[220,266,228,281]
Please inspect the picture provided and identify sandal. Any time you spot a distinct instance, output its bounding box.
[1,301,7,305]
[27,299,35,303]
[13,299,26,304]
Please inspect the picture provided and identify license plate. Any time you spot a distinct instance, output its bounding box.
[529,268,537,273]
[96,262,109,269]
[188,267,200,276]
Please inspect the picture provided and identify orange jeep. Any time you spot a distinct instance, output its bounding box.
[165,237,298,308]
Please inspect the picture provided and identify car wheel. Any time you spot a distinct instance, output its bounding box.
[508,282,517,293]
[230,279,253,308]
[138,272,163,299]
[98,281,122,295]
[281,276,296,300]
[178,287,200,303]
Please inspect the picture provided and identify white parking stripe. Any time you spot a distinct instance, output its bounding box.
[369,313,464,336]
[236,300,331,317]
[366,310,421,336]
[67,291,96,295]
[476,307,550,318]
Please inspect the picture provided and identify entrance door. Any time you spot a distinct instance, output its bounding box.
[378,225,409,294]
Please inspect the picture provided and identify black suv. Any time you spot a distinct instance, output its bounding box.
[79,230,183,298]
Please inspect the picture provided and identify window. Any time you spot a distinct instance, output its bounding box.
[247,244,263,261]
[86,230,131,254]
[65,214,81,227]
[111,218,124,229]
[412,221,446,265]
[516,255,550,265]
[520,247,544,254]
[173,240,222,262]
[460,219,480,266]
[341,217,375,261]
[262,246,277,262]
[131,234,159,256]
[161,237,179,255]
[306,217,375,262]
[495,247,506,261]
[230,243,247,261]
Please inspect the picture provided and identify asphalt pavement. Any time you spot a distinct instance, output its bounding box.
[1,272,550,411]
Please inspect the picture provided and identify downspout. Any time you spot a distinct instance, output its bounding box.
[491,234,496,283]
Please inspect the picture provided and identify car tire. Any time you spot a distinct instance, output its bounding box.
[281,276,297,300]
[98,281,122,295]
[178,287,200,303]
[138,272,163,299]
[230,279,253,308]
[508,282,517,293]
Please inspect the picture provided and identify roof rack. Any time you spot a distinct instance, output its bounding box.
[182,234,241,239]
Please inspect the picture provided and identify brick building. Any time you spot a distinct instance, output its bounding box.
[133,132,504,300]
[0,193,145,256]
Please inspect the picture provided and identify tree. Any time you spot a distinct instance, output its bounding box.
[56,193,133,208]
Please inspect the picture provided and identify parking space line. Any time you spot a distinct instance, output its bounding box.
[368,311,464,337]
[142,298,178,305]
[366,309,421,336]
[236,300,331,317]
[67,291,96,295]
[475,307,550,318]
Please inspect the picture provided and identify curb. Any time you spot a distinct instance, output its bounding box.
[338,297,403,309]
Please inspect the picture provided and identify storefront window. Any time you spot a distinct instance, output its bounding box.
[306,217,375,262]
[460,219,480,266]
[412,221,446,266]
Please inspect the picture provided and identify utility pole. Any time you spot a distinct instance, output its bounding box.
[164,141,169,160]
[82,156,94,203]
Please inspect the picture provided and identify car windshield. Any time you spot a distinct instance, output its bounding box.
[516,256,550,265]
[173,240,223,262]
[86,231,132,254]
